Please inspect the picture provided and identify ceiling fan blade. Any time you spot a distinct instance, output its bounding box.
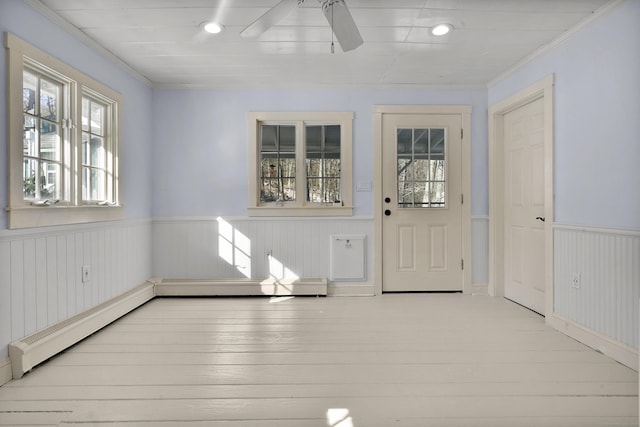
[241,0,299,38]
[321,0,363,52]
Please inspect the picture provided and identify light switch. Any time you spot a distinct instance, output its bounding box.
[356,181,372,192]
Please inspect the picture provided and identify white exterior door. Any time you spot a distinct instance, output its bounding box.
[504,97,545,313]
[381,113,463,292]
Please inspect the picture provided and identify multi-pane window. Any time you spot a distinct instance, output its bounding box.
[259,125,296,202]
[249,112,353,216]
[22,70,66,201]
[82,95,110,202]
[397,128,446,208]
[306,125,341,204]
[7,33,122,228]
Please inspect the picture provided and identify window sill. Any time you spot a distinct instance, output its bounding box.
[6,205,124,229]
[247,206,353,217]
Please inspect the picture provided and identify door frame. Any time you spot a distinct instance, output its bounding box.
[373,105,472,295]
[488,75,554,317]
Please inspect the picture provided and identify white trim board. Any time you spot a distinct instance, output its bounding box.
[155,278,328,297]
[549,314,638,371]
[0,217,152,239]
[554,222,640,237]
[0,359,11,386]
[5,276,329,383]
[328,283,375,297]
[8,281,155,380]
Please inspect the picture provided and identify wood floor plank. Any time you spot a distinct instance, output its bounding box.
[55,419,638,427]
[0,396,637,422]
[1,382,636,401]
[4,361,635,387]
[0,295,636,426]
[46,349,616,366]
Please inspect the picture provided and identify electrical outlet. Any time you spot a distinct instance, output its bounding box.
[82,265,91,283]
[571,273,581,289]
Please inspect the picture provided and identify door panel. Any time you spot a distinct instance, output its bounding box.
[397,225,416,271]
[382,114,462,292]
[429,225,447,271]
[504,97,545,313]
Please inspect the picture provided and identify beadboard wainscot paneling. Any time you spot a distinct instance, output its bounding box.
[0,219,152,377]
[552,224,640,369]
[152,217,374,295]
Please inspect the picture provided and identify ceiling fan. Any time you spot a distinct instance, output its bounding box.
[240,0,363,52]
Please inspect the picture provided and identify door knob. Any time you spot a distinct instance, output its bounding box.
[384,197,391,203]
[384,209,391,216]
[535,216,545,222]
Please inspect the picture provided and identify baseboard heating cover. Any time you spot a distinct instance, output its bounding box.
[8,282,155,379]
[155,278,328,297]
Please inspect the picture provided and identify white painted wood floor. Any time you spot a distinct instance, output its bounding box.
[0,294,637,426]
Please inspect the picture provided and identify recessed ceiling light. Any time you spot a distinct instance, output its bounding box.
[202,22,224,34]
[431,24,453,36]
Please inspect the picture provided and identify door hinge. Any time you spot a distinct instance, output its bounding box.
[461,193,464,205]
[461,128,463,139]
[461,259,464,270]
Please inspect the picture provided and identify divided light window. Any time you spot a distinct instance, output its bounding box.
[82,93,115,203]
[22,69,66,202]
[249,112,353,217]
[260,124,296,202]
[306,124,341,204]
[6,33,123,229]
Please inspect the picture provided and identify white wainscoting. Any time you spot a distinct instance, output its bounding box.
[0,219,153,361]
[553,224,639,368]
[152,217,375,293]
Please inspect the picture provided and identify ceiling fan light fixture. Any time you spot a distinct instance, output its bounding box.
[431,23,453,36]
[202,22,224,34]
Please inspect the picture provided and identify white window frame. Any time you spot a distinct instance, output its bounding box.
[5,33,123,229]
[248,111,353,217]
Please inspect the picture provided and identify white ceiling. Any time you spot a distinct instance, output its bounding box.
[34,0,614,88]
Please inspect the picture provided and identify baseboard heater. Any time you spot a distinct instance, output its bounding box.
[7,277,326,380]
[8,282,155,379]
[155,278,328,297]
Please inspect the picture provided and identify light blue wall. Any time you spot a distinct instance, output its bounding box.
[489,0,639,357]
[489,0,640,230]
[152,88,488,218]
[0,1,154,229]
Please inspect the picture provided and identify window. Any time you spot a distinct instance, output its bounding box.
[6,33,122,228]
[397,127,447,208]
[22,69,67,202]
[81,93,116,203]
[248,112,353,216]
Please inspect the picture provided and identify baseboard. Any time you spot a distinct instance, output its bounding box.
[471,283,489,295]
[6,278,635,386]
[5,276,330,382]
[328,282,375,296]
[155,278,328,297]
[0,359,11,386]
[548,314,638,370]
[8,282,155,379]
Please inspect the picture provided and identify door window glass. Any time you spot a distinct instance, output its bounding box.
[397,128,446,208]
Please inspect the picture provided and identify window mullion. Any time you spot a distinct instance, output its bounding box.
[72,84,82,206]
[296,121,305,208]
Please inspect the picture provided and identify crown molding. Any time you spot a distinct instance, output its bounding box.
[23,0,152,87]
[487,0,626,88]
